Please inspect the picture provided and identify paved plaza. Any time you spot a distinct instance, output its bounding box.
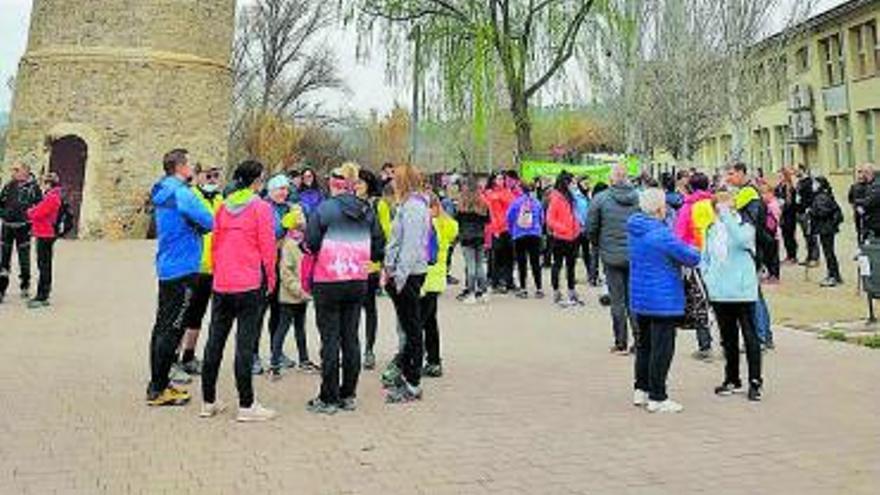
[0,241,878,494]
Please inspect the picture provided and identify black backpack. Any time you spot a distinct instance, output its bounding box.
[54,199,75,238]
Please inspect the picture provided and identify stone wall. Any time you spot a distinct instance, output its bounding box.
[3,0,235,238]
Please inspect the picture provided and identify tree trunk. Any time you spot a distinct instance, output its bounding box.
[511,94,533,161]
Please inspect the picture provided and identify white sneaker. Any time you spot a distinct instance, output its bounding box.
[199,401,227,418]
[463,295,477,305]
[646,399,684,413]
[236,402,277,422]
[633,389,649,407]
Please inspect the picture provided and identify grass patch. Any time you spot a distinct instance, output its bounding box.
[820,330,848,342]
[855,334,880,349]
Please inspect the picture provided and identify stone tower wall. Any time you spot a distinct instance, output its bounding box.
[4,0,236,238]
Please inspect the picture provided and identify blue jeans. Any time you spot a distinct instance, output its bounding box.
[753,290,772,345]
[462,245,488,295]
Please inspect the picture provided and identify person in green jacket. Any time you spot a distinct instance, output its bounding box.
[421,192,459,378]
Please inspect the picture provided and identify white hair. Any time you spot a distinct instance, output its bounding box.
[610,163,629,184]
[639,188,666,218]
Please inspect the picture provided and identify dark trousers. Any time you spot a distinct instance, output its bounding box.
[201,289,263,407]
[363,273,380,353]
[764,239,780,279]
[799,214,820,262]
[387,274,426,387]
[577,234,599,283]
[271,302,308,367]
[713,302,762,387]
[313,282,366,404]
[148,275,195,395]
[551,238,577,291]
[605,264,637,349]
[421,292,441,366]
[819,233,841,280]
[514,236,543,291]
[0,224,31,296]
[781,214,798,261]
[634,315,677,401]
[491,233,514,289]
[257,282,281,361]
[35,238,56,300]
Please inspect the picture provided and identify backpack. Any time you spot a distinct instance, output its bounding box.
[54,199,75,238]
[516,200,535,230]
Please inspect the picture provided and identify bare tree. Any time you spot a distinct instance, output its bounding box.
[234,0,345,119]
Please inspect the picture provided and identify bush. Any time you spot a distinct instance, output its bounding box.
[820,330,848,342]
[856,334,880,349]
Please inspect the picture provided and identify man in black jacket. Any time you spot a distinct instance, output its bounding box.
[850,163,875,243]
[0,162,43,303]
[857,163,880,240]
[795,165,820,266]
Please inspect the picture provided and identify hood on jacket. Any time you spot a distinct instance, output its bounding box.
[224,189,260,215]
[151,176,185,207]
[684,190,713,205]
[609,183,639,206]
[735,185,760,210]
[338,193,371,221]
[627,213,665,239]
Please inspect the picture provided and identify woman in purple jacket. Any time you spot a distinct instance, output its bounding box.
[506,184,545,299]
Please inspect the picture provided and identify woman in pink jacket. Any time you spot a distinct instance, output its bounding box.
[200,160,278,423]
[25,172,63,308]
[546,172,582,307]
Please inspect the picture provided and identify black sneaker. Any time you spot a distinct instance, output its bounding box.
[268,367,282,381]
[714,382,743,396]
[363,351,376,370]
[423,363,443,378]
[306,398,338,415]
[534,290,545,299]
[455,290,472,302]
[748,383,763,402]
[339,397,357,412]
[516,289,529,299]
[447,275,460,285]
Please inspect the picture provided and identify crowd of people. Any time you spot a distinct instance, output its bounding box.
[5,148,880,419]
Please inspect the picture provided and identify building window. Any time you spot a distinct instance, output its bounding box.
[763,128,772,171]
[776,126,790,168]
[828,117,840,168]
[796,46,809,73]
[864,110,877,163]
[774,55,787,101]
[851,20,878,78]
[844,116,854,169]
[820,33,845,86]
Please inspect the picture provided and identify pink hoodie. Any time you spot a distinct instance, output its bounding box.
[212,194,277,294]
[674,190,714,249]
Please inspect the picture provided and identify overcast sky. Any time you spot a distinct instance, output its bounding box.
[0,0,849,116]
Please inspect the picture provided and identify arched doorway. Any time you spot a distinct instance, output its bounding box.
[49,135,87,238]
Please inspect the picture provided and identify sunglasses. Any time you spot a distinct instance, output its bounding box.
[206,172,221,180]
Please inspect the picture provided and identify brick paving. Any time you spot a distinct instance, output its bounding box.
[0,241,878,494]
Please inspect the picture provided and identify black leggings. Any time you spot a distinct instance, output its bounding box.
[820,233,840,280]
[272,302,309,366]
[387,274,426,387]
[514,236,542,291]
[421,293,441,366]
[363,273,380,353]
[491,233,515,289]
[551,238,577,291]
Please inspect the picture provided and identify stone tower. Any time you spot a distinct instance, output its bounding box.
[4,0,236,238]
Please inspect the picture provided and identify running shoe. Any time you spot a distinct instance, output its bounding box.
[306,398,338,415]
[268,367,282,381]
[363,351,376,370]
[748,382,763,402]
[516,289,529,299]
[633,389,648,407]
[385,382,423,404]
[26,298,50,309]
[199,400,227,418]
[251,358,264,376]
[180,358,202,375]
[147,386,190,407]
[534,290,545,299]
[455,290,472,302]
[714,382,743,396]
[646,399,683,413]
[339,397,357,412]
[237,402,277,422]
[169,362,192,385]
[423,363,443,378]
[298,360,321,374]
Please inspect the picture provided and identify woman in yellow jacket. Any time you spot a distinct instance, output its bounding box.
[421,192,459,378]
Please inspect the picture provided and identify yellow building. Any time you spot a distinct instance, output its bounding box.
[698,0,880,176]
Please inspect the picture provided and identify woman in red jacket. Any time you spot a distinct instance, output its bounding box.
[546,172,582,308]
[25,172,63,308]
[482,172,516,293]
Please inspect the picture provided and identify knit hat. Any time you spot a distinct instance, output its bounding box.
[281,205,305,231]
[267,174,291,191]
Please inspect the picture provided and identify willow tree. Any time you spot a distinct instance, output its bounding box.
[344,0,598,159]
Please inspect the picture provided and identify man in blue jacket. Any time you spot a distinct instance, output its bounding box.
[146,149,214,407]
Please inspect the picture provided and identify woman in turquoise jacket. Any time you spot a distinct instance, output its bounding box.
[700,192,763,402]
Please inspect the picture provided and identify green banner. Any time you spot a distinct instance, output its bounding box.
[519,157,641,184]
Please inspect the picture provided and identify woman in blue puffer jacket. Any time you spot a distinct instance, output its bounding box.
[627,188,700,414]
